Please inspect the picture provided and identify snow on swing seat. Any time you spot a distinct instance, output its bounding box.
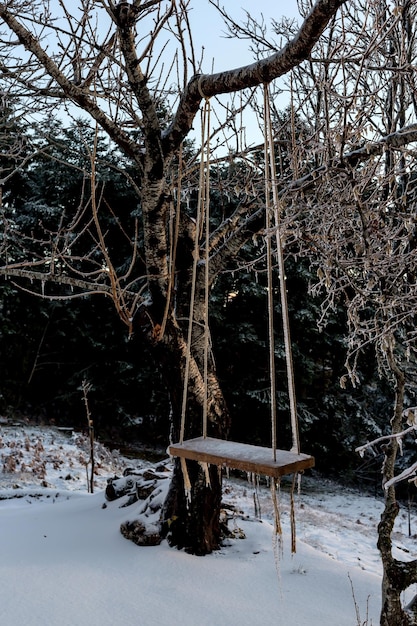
[169,437,315,478]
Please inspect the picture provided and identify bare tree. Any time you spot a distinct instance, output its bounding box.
[267,0,417,623]
[0,0,347,555]
[4,1,417,622]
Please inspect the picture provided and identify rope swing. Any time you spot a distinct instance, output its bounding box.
[264,82,301,554]
[179,95,211,446]
[263,83,300,457]
[169,84,314,484]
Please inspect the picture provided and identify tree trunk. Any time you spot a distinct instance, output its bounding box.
[378,500,417,626]
[161,458,222,555]
[146,310,229,554]
[378,357,417,625]
[139,167,230,553]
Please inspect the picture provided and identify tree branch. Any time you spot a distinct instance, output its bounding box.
[163,0,347,152]
[0,4,143,163]
[284,124,417,195]
[0,266,115,295]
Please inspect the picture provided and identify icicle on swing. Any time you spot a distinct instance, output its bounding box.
[169,83,314,482]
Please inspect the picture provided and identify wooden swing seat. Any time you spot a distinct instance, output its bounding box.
[169,437,314,478]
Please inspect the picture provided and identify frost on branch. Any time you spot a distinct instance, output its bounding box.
[356,408,417,489]
[383,461,417,491]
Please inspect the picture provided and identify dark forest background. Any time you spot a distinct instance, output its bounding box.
[0,118,394,483]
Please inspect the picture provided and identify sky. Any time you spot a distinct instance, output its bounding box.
[1,424,417,625]
[179,0,303,151]
[187,0,301,73]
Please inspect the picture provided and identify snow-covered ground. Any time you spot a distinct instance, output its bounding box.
[0,424,416,625]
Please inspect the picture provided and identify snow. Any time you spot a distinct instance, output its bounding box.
[0,425,416,625]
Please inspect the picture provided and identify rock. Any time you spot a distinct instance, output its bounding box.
[120,520,162,546]
[136,480,156,500]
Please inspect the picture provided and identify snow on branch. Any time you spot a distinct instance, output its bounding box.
[356,407,417,489]
[356,424,417,458]
[384,461,417,491]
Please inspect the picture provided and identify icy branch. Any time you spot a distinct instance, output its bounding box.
[355,424,417,457]
[384,461,417,490]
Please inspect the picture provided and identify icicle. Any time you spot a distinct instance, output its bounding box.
[271,479,283,578]
[247,471,261,519]
[396,436,403,456]
[199,461,211,487]
[180,457,192,505]
[290,474,298,554]
[271,479,282,538]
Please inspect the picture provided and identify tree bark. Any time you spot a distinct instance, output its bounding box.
[161,458,222,555]
[141,305,229,553]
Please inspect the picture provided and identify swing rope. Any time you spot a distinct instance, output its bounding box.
[264,82,300,553]
[179,96,211,445]
[159,145,183,341]
[263,83,300,456]
[264,96,278,464]
[202,98,211,440]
